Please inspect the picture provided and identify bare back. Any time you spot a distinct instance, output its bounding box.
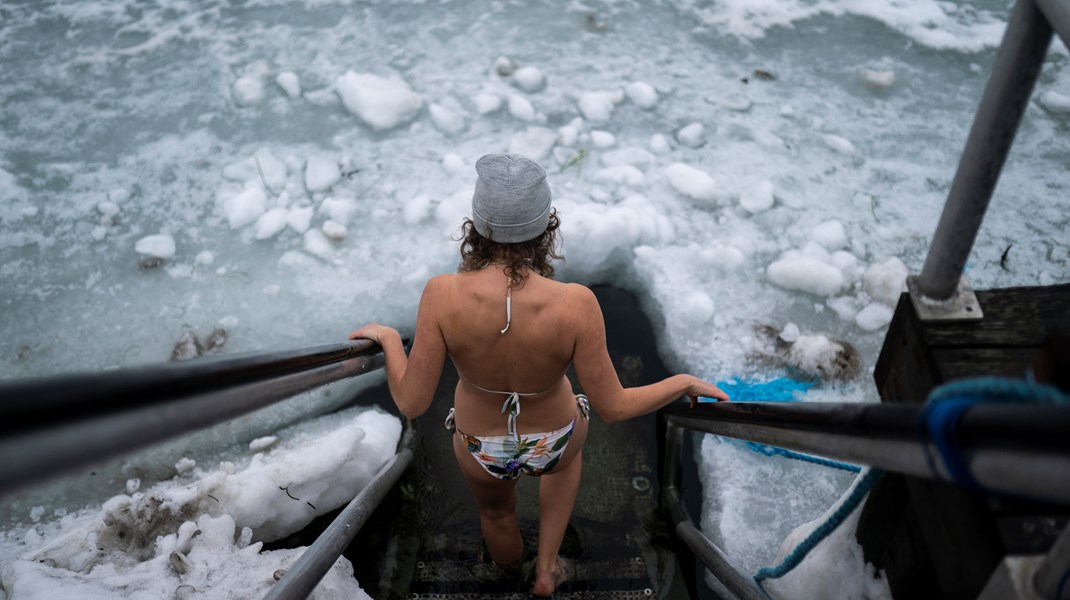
[435,266,584,436]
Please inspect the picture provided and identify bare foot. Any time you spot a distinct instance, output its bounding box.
[531,557,570,597]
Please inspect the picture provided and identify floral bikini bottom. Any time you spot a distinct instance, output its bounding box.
[446,395,590,480]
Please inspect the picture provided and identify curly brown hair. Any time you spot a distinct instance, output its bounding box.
[457,210,563,288]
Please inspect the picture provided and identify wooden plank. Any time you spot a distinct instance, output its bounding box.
[931,347,1040,381]
[920,284,1070,349]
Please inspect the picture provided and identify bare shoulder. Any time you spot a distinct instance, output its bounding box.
[559,282,601,318]
[423,273,462,297]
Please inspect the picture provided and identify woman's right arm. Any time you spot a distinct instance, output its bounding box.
[569,285,729,423]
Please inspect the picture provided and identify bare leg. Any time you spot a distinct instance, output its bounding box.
[452,433,524,566]
[532,450,582,597]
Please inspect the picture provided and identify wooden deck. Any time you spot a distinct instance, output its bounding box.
[859,284,1070,599]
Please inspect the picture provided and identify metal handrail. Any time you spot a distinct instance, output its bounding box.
[265,427,416,600]
[0,340,380,434]
[660,401,1070,505]
[0,340,389,493]
[661,420,773,600]
[915,0,1054,301]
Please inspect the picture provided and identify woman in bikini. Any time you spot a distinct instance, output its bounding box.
[351,153,729,597]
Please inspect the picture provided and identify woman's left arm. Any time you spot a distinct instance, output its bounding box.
[349,276,448,419]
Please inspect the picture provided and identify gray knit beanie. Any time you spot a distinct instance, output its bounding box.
[471,154,552,243]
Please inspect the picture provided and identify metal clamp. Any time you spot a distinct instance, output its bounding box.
[907,275,984,322]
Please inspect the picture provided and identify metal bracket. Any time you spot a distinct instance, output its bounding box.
[907,275,984,322]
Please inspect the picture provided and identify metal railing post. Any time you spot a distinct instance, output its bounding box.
[265,427,416,600]
[915,0,1053,303]
[661,420,774,600]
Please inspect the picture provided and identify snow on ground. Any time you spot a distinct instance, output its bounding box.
[0,407,399,600]
[1,0,1068,597]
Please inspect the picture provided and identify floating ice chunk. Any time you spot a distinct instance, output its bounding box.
[811,220,847,250]
[625,81,658,109]
[305,156,340,193]
[224,150,288,191]
[335,71,422,130]
[779,322,801,343]
[474,93,502,114]
[590,130,616,148]
[125,478,141,494]
[739,180,775,214]
[91,226,107,241]
[600,147,655,168]
[232,75,264,106]
[286,206,313,234]
[276,71,301,98]
[558,125,578,147]
[593,165,644,186]
[507,94,536,121]
[578,90,623,121]
[787,335,854,380]
[649,133,670,153]
[135,234,176,259]
[767,253,845,296]
[508,126,557,161]
[676,122,706,148]
[1038,90,1070,114]
[223,185,267,229]
[404,194,433,225]
[666,163,716,202]
[863,257,908,307]
[219,315,239,328]
[859,69,896,90]
[304,86,339,107]
[30,506,44,522]
[249,436,277,452]
[442,153,465,174]
[800,241,831,264]
[320,196,357,224]
[494,55,516,76]
[195,251,214,265]
[830,251,862,284]
[322,220,347,240]
[254,208,288,240]
[512,66,546,92]
[175,457,196,473]
[856,303,894,331]
[429,102,467,134]
[827,296,860,321]
[822,134,856,155]
[303,229,333,259]
[97,201,120,218]
[779,105,796,117]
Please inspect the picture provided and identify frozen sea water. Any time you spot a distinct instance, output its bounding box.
[1,0,1068,597]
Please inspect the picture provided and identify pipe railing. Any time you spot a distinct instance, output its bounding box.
[915,0,1055,302]
[660,399,1070,599]
[0,340,390,493]
[264,426,416,600]
[660,401,1070,505]
[661,420,773,600]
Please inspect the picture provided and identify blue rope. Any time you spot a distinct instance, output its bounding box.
[754,468,884,583]
[919,377,1069,493]
[710,377,861,472]
[744,442,861,473]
